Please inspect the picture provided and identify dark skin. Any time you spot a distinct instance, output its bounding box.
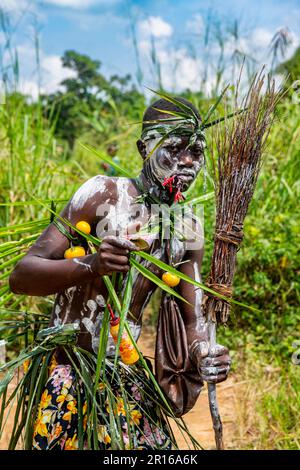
[9,127,231,384]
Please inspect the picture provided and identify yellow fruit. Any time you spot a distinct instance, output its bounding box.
[64,246,86,259]
[23,359,31,374]
[75,220,91,234]
[162,272,180,287]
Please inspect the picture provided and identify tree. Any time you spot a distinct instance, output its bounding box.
[44,50,145,150]
[44,50,109,149]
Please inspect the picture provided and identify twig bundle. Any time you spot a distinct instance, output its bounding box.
[204,71,282,324]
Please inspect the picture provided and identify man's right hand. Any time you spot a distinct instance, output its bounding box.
[93,235,140,276]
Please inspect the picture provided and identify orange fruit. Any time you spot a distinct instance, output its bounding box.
[64,246,86,259]
[23,359,31,374]
[162,272,180,287]
[75,221,91,234]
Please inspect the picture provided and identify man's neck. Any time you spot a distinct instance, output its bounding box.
[136,170,173,206]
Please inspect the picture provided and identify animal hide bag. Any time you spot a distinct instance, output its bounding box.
[155,293,203,417]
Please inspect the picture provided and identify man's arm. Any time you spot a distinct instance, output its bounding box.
[9,178,138,296]
[178,247,207,347]
[178,248,231,384]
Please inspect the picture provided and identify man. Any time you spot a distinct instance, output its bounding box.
[9,97,231,450]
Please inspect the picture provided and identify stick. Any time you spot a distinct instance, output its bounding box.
[203,70,282,450]
[207,319,224,450]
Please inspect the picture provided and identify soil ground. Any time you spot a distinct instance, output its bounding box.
[139,323,243,450]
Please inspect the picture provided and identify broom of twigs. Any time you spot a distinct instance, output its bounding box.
[203,69,284,450]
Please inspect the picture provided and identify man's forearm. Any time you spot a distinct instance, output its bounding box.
[9,254,99,296]
[178,257,207,343]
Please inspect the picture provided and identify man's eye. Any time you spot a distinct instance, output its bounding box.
[191,146,203,155]
[190,149,199,156]
[162,155,173,165]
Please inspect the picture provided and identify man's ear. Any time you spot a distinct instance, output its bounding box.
[136,139,147,160]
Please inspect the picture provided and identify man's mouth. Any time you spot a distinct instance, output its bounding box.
[174,172,195,181]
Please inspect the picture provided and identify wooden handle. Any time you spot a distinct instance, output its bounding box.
[207,319,224,450]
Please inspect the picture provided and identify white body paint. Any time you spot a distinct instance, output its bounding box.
[70,175,107,213]
[73,258,93,272]
[95,177,149,239]
[61,286,76,324]
[82,314,142,357]
[52,172,193,356]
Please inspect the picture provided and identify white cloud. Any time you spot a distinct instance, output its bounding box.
[19,79,41,101]
[137,16,205,92]
[139,40,151,55]
[251,28,273,50]
[186,14,204,35]
[159,48,203,92]
[0,0,27,9]
[137,18,300,96]
[13,44,76,99]
[139,16,173,38]
[137,15,206,92]
[0,32,5,45]
[62,10,125,31]
[41,55,76,93]
[0,1,42,22]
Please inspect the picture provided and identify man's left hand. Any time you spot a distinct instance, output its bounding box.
[189,340,231,384]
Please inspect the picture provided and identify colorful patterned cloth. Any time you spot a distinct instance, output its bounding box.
[32,359,172,450]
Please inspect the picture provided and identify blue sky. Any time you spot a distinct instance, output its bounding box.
[1,0,299,97]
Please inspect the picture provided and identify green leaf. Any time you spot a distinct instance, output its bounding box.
[113,267,133,371]
[202,85,229,126]
[152,107,191,120]
[28,194,101,246]
[203,108,247,129]
[135,251,260,312]
[0,199,67,207]
[79,142,132,178]
[146,87,200,123]
[182,191,215,205]
[130,257,188,304]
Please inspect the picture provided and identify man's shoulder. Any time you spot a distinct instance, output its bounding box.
[70,175,133,209]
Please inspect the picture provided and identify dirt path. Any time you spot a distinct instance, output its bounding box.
[1,323,243,450]
[139,323,242,450]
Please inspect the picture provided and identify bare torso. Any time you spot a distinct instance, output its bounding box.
[50,175,186,356]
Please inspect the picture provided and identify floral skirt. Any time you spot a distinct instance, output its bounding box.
[32,358,172,451]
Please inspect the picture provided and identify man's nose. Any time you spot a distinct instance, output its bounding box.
[178,152,194,167]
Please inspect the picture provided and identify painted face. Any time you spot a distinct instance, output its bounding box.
[144,135,205,191]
